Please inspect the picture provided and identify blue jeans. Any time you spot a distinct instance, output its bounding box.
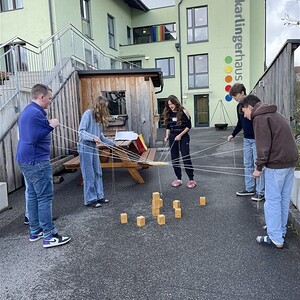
[18,161,56,236]
[78,142,104,205]
[264,167,295,244]
[24,176,29,219]
[243,138,264,195]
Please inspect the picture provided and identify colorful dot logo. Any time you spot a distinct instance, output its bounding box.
[224,56,233,101]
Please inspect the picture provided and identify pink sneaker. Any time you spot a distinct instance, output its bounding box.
[172,179,183,187]
[187,180,197,189]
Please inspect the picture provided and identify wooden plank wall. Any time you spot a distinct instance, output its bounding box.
[253,42,297,121]
[49,73,81,158]
[0,91,32,193]
[0,72,81,193]
[79,74,157,147]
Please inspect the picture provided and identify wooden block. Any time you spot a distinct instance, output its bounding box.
[137,216,145,227]
[159,198,163,208]
[175,208,182,218]
[173,200,180,209]
[152,207,160,216]
[152,192,160,201]
[152,198,160,208]
[120,213,128,224]
[157,214,166,225]
[152,192,161,208]
[200,196,206,206]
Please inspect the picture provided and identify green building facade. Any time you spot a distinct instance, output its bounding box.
[0,0,265,127]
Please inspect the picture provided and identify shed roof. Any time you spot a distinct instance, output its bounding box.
[77,68,164,89]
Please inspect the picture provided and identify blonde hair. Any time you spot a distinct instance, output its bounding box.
[93,96,110,125]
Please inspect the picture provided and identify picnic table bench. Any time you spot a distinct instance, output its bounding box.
[63,140,157,184]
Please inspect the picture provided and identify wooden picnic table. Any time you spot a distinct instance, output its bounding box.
[63,139,157,184]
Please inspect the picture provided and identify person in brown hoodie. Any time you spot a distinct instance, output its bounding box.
[240,94,298,249]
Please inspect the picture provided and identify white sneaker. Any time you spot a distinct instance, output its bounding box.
[43,233,71,248]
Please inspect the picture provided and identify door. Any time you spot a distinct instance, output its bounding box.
[194,94,209,127]
[157,98,167,128]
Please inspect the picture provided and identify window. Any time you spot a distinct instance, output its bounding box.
[155,58,175,78]
[80,0,91,38]
[122,60,142,69]
[84,49,98,69]
[4,44,27,72]
[108,14,115,49]
[103,91,126,116]
[188,54,208,89]
[133,23,176,44]
[127,26,131,45]
[187,6,208,43]
[0,0,23,12]
[110,58,116,69]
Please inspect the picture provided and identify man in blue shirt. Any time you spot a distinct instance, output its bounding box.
[227,83,265,201]
[16,84,70,248]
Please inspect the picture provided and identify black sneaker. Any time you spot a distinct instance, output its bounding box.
[236,190,255,196]
[97,198,109,204]
[24,216,29,225]
[251,194,265,202]
[43,233,71,248]
[86,200,102,208]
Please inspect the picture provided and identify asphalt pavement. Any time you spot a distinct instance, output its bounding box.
[1,128,300,300]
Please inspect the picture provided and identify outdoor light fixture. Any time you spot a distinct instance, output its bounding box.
[175,43,180,52]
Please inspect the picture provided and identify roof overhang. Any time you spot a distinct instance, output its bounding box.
[77,68,163,89]
[123,0,149,12]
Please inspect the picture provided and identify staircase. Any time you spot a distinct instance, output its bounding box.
[0,23,128,193]
[0,23,126,141]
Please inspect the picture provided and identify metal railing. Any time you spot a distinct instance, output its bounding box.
[0,23,129,108]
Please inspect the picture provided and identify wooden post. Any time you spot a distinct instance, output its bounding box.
[137,216,146,227]
[120,213,128,224]
[173,200,180,209]
[200,196,206,206]
[174,208,182,218]
[157,214,166,225]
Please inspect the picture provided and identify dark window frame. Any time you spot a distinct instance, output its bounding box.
[187,6,208,43]
[127,26,131,45]
[155,57,175,78]
[188,54,209,89]
[80,0,91,38]
[133,23,176,44]
[122,60,142,70]
[0,0,23,12]
[108,14,116,49]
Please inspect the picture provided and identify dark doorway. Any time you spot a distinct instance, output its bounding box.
[157,98,167,128]
[194,94,209,127]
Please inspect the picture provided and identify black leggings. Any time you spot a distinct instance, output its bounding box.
[169,133,194,181]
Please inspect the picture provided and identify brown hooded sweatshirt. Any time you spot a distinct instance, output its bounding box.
[251,103,298,171]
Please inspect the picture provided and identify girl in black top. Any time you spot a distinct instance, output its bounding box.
[163,95,196,188]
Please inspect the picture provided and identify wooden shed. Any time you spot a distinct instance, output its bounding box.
[78,69,163,147]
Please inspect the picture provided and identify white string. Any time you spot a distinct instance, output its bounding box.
[171,147,243,163]
[232,139,236,168]
[56,124,257,186]
[171,140,233,163]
